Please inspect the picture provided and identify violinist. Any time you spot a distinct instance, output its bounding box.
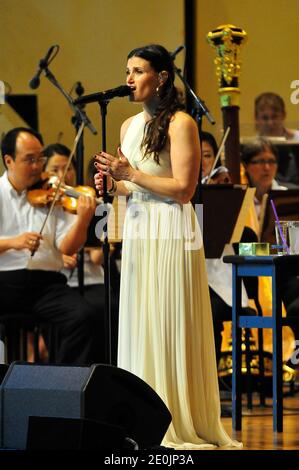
[0,127,100,365]
[202,132,253,369]
[200,131,232,185]
[44,142,77,187]
[44,143,120,364]
[201,131,222,179]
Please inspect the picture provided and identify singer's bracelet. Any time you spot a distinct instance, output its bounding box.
[107,178,117,195]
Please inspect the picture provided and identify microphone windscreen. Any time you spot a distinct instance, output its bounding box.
[29,77,40,90]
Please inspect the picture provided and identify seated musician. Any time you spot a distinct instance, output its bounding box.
[241,137,287,215]
[44,143,120,364]
[0,127,101,365]
[255,92,299,141]
[201,131,232,185]
[254,92,299,187]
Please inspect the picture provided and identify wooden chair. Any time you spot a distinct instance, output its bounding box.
[0,314,57,364]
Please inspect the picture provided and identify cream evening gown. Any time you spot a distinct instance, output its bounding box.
[117,111,241,449]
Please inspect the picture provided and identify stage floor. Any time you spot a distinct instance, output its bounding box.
[221,383,299,450]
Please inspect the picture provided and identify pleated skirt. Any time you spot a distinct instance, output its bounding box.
[117,192,242,449]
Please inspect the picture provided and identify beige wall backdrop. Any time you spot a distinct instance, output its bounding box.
[195,0,299,140]
[2,0,298,173]
[0,0,184,175]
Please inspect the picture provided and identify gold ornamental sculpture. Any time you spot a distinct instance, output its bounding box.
[206,24,247,184]
[207,24,247,108]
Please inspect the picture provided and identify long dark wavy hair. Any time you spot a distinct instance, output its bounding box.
[127,44,184,164]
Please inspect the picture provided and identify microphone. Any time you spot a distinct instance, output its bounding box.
[74,85,131,105]
[169,45,185,60]
[29,45,57,89]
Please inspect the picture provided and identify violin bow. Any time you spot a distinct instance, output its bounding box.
[31,121,85,257]
[206,126,231,185]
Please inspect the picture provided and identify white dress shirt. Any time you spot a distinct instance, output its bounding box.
[0,172,76,271]
[254,179,287,219]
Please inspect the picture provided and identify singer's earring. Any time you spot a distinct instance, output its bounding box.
[156,84,162,97]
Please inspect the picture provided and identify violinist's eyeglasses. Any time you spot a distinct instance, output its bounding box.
[21,156,47,166]
[249,159,277,166]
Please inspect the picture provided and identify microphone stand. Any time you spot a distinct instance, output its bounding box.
[172,61,215,204]
[42,67,97,135]
[72,114,85,295]
[97,99,112,365]
[40,67,97,295]
[71,85,87,295]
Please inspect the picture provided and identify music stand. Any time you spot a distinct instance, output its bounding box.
[201,185,255,258]
[6,94,38,130]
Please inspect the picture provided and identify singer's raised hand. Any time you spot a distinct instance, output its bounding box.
[94,147,135,183]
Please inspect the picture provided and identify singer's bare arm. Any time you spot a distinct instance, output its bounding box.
[95,111,200,204]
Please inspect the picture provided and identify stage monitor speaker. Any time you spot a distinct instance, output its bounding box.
[0,362,171,450]
[26,416,129,450]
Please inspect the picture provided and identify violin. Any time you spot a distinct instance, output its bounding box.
[27,172,101,213]
[202,165,232,185]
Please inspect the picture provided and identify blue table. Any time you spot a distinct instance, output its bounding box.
[223,254,299,432]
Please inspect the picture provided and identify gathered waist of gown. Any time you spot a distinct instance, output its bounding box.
[129,191,177,205]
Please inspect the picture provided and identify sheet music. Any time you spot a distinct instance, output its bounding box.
[230,187,256,243]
